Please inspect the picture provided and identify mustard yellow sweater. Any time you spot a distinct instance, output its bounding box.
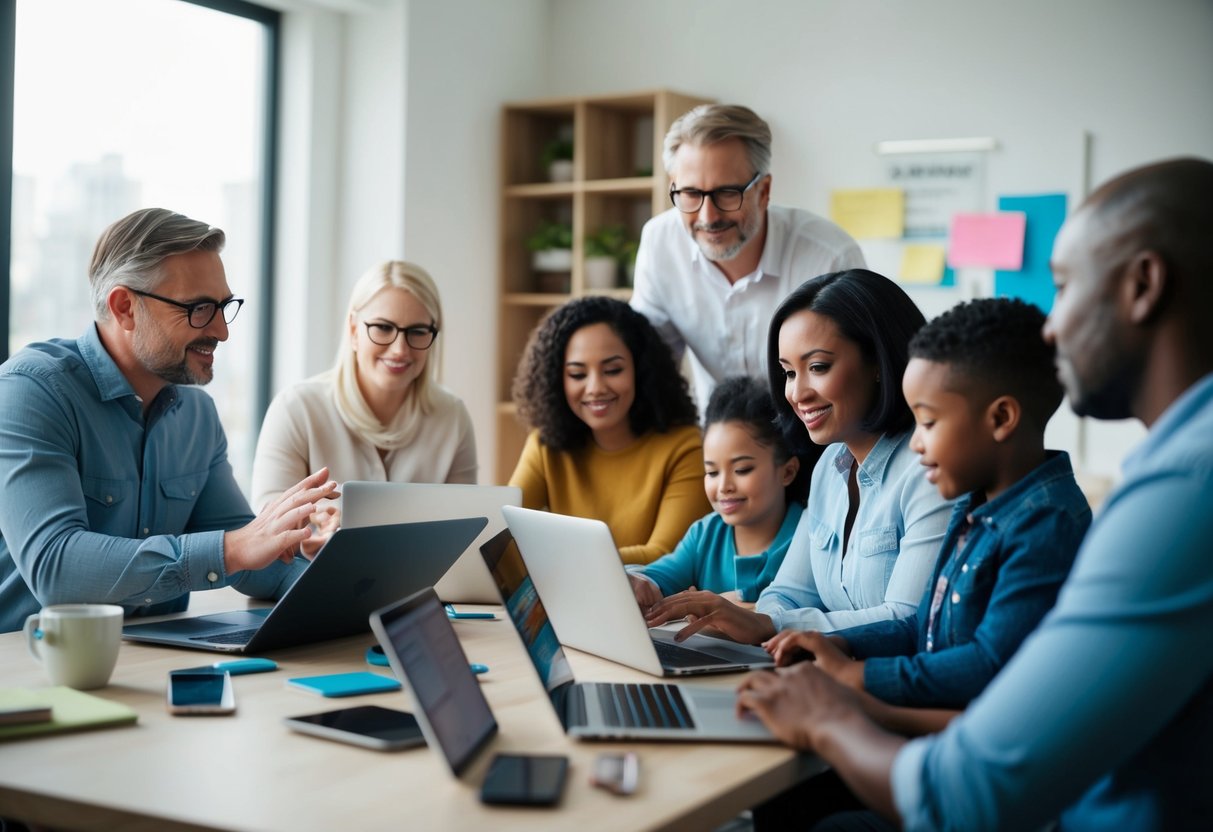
[508,425,711,565]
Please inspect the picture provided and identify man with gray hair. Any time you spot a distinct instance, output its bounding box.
[631,104,864,411]
[0,208,337,632]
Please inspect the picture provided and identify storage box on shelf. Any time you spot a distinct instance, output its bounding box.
[496,90,713,483]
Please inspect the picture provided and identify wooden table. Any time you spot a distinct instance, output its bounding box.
[0,589,823,831]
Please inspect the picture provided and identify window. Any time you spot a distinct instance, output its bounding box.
[0,0,278,495]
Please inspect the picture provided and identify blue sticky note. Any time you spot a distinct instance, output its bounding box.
[994,193,1067,312]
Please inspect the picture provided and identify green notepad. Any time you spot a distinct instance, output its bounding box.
[0,687,138,741]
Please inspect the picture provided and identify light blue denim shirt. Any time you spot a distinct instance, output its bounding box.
[756,430,954,633]
[0,326,305,632]
[892,372,1213,831]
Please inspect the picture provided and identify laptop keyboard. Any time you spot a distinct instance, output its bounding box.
[597,683,696,730]
[190,629,256,645]
[652,638,732,668]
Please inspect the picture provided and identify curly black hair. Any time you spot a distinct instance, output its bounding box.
[704,375,811,504]
[766,269,926,464]
[512,296,698,451]
[909,297,1064,430]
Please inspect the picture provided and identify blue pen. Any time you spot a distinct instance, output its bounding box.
[444,604,496,620]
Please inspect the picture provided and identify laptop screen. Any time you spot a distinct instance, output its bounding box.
[479,529,577,722]
[370,588,497,777]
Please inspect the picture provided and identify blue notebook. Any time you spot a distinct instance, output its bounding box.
[286,672,401,698]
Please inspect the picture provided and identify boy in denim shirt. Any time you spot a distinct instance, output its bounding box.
[765,298,1091,712]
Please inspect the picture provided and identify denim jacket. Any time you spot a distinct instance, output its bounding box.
[0,326,305,632]
[756,430,955,632]
[838,450,1091,708]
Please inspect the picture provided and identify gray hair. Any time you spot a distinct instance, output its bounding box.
[662,104,773,177]
[88,208,225,319]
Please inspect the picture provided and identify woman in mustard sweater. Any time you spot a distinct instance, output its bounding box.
[509,297,709,564]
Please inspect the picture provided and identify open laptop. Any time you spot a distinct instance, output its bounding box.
[342,482,521,604]
[369,587,498,777]
[479,528,774,742]
[501,506,775,676]
[121,518,486,653]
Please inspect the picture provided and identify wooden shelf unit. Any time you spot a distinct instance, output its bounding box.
[495,90,713,483]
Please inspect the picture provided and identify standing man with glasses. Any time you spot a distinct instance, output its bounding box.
[631,104,865,413]
[0,208,338,632]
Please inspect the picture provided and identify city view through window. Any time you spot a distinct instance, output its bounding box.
[9,0,272,493]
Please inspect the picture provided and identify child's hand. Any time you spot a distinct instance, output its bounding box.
[629,574,664,612]
[763,631,864,691]
[645,590,776,645]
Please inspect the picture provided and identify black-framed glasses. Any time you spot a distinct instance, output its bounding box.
[129,289,244,328]
[362,321,439,350]
[669,171,764,213]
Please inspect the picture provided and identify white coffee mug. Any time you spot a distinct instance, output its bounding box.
[24,604,124,690]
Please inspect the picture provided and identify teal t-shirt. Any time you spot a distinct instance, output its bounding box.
[638,502,804,602]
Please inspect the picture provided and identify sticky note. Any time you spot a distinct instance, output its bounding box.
[947,212,1027,270]
[830,188,905,239]
[899,244,947,284]
[994,193,1068,312]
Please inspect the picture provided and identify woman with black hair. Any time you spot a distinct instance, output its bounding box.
[509,296,710,564]
[646,269,953,643]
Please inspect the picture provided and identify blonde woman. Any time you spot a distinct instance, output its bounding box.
[252,261,476,551]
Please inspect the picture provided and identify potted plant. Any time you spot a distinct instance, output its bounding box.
[526,219,573,292]
[540,137,574,182]
[583,224,632,290]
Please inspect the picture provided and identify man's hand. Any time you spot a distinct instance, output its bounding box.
[629,574,664,612]
[300,502,341,559]
[736,662,866,750]
[645,590,776,645]
[763,630,864,690]
[223,468,339,573]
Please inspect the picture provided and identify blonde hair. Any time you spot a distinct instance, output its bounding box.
[661,104,772,178]
[330,260,444,449]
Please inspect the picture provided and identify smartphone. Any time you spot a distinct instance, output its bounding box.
[479,753,569,806]
[166,669,235,716]
[284,705,426,751]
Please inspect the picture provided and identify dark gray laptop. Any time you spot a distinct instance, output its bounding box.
[121,518,486,653]
[479,528,774,742]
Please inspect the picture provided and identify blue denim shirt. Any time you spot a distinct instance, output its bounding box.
[836,451,1090,708]
[0,326,305,632]
[893,372,1213,831]
[756,431,954,632]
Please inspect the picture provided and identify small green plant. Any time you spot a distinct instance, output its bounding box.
[584,224,632,260]
[539,137,574,169]
[525,219,573,252]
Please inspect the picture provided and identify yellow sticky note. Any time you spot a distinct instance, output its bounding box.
[900,244,947,284]
[829,188,905,239]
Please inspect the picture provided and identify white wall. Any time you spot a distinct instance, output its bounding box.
[275,0,1213,488]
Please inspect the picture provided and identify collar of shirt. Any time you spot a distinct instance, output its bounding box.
[958,450,1074,532]
[685,208,779,294]
[1120,370,1213,479]
[828,430,906,487]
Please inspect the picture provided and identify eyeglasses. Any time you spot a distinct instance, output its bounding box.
[362,321,439,350]
[129,289,244,328]
[669,171,764,213]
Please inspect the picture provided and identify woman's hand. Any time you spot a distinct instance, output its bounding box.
[629,574,665,613]
[645,589,776,645]
[300,503,341,559]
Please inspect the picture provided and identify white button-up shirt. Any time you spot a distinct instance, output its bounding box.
[630,204,865,411]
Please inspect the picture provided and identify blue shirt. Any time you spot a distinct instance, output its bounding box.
[637,502,804,602]
[0,326,305,633]
[837,451,1090,708]
[893,373,1213,831]
[756,431,954,633]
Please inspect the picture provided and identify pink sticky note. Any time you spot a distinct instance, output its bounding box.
[947,212,1027,270]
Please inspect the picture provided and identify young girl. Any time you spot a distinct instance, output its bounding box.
[629,376,807,609]
[509,296,709,564]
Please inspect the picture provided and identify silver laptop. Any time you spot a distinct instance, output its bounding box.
[121,518,486,653]
[370,588,498,777]
[501,506,775,677]
[479,528,774,742]
[342,482,521,604]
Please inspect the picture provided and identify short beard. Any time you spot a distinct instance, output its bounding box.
[693,209,763,262]
[133,326,215,386]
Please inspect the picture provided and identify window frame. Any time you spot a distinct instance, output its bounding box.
[0,0,280,422]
